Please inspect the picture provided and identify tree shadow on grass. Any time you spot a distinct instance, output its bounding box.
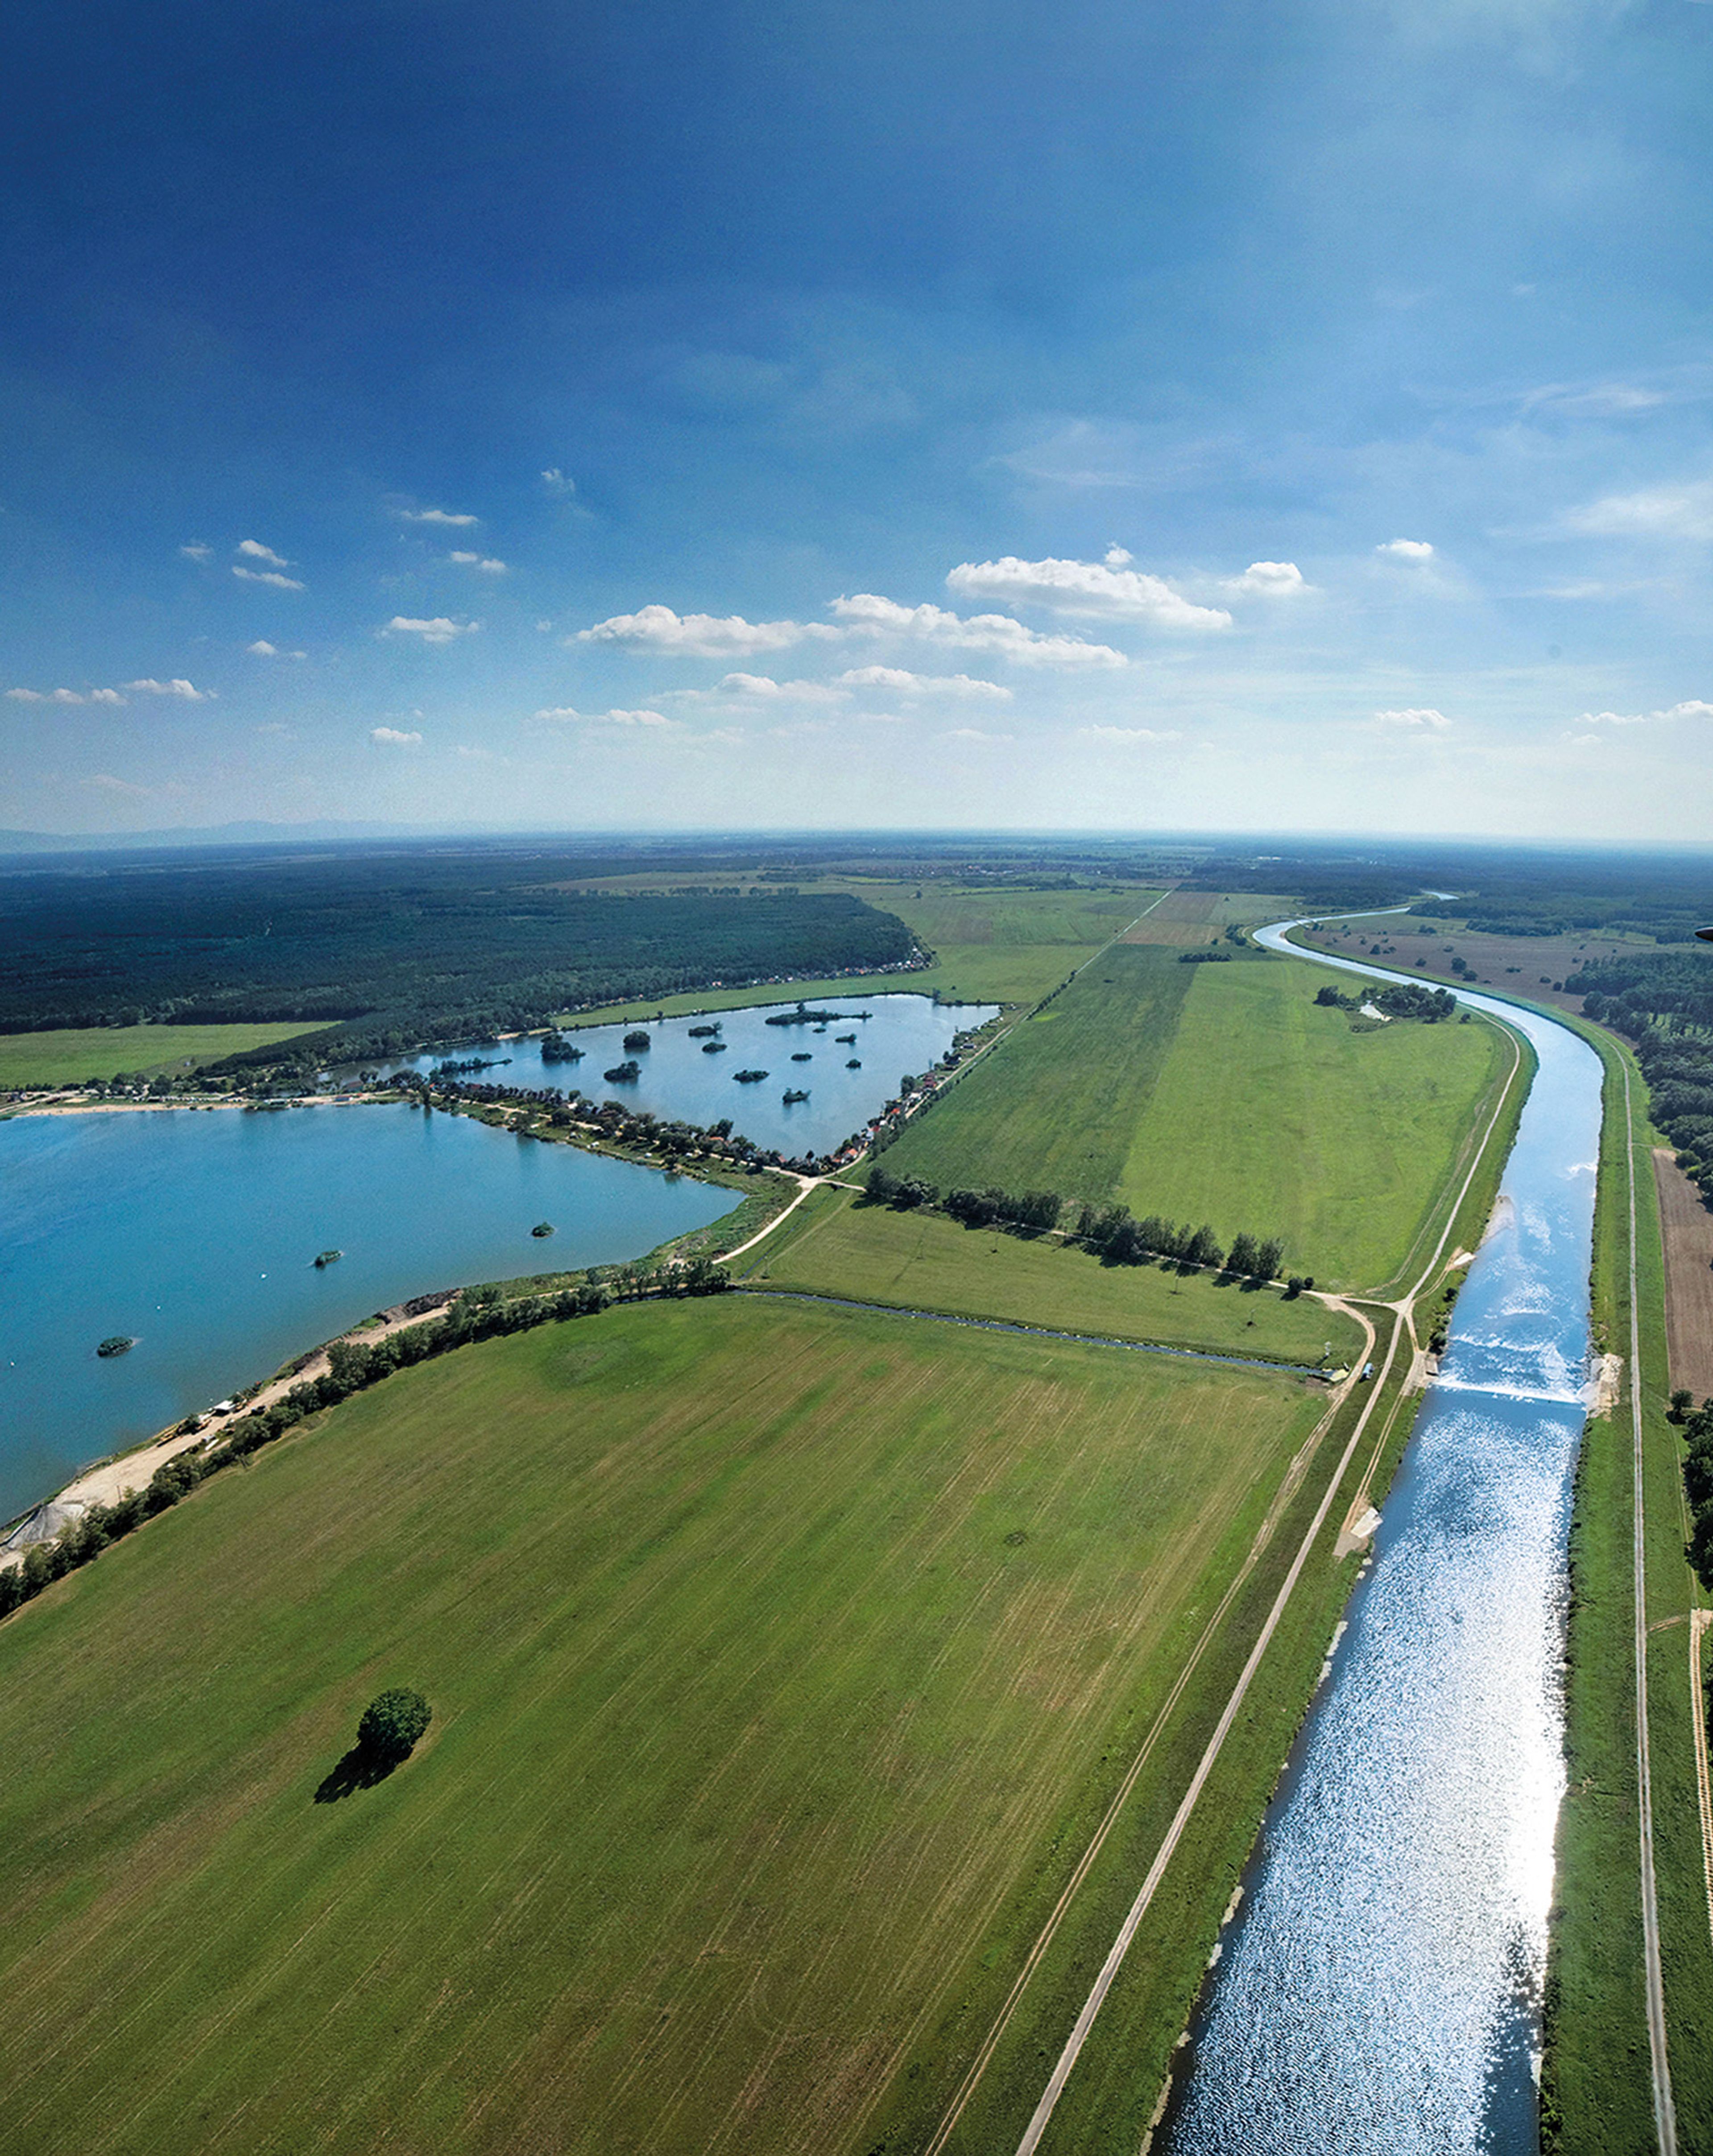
[314,1746,403,1803]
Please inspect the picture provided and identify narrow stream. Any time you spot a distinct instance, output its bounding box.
[1158,918,1603,2156]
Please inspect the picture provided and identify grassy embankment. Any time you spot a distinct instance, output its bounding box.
[1548,1017,1713,2156]
[737,1182,1363,1368]
[560,882,1162,1024]
[0,1294,1332,2156]
[875,943,1513,1293]
[0,1021,327,1090]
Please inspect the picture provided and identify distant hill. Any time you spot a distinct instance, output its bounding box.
[0,820,432,856]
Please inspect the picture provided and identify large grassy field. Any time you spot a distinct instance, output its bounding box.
[565,882,1160,1022]
[739,1183,1363,1367]
[0,1294,1332,2156]
[0,1020,327,1088]
[876,948,1512,1292]
[871,942,1196,1201]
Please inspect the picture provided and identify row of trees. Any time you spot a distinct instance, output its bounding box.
[1575,955,1713,1195]
[0,1262,729,1627]
[1315,982,1458,1022]
[862,1168,1291,1281]
[1675,1395,1713,1589]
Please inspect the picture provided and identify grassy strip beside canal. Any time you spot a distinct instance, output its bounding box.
[1548,1021,1713,2155]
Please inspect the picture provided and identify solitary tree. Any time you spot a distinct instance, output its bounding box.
[357,1689,432,1764]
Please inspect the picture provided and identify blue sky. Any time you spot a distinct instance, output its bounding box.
[3,0,1710,838]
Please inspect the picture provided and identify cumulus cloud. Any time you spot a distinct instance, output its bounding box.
[381,616,480,644]
[449,551,509,575]
[946,555,1230,629]
[1564,480,1713,541]
[232,565,305,591]
[1104,545,1133,566]
[248,640,306,658]
[8,686,83,703]
[540,468,576,495]
[1577,699,1713,727]
[829,593,1126,667]
[179,543,211,561]
[1078,724,1184,742]
[371,726,423,747]
[574,606,828,657]
[534,704,677,727]
[398,507,480,527]
[1223,561,1311,597]
[1374,707,1452,728]
[124,677,214,699]
[237,539,293,568]
[716,673,848,702]
[88,687,126,704]
[836,665,1011,700]
[1377,539,1436,560]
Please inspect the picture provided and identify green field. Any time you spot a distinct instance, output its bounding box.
[564,882,1161,1023]
[739,1184,1362,1367]
[0,1021,328,1089]
[0,1294,1332,2156]
[876,949,1512,1291]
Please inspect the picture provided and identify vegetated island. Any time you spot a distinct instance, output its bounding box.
[603,1059,641,1084]
[313,1249,342,1268]
[733,1068,769,1083]
[763,1004,871,1027]
[95,1335,136,1358]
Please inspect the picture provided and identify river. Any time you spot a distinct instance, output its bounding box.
[1159,918,1603,2156]
[0,1103,736,1525]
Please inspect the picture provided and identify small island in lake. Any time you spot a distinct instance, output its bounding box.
[604,1059,642,1083]
[314,1249,343,1268]
[687,1023,721,1037]
[733,1068,769,1083]
[791,1052,812,1061]
[701,1040,728,1053]
[539,1031,585,1064]
[531,1221,555,1238]
[846,1058,862,1068]
[622,1029,651,1051]
[782,1088,810,1104]
[96,1335,136,1358]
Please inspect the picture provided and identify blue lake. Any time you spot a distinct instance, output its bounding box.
[0,1104,736,1524]
[379,992,998,1160]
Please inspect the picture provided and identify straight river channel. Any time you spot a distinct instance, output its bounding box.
[0,992,991,1526]
[1159,917,1604,2156]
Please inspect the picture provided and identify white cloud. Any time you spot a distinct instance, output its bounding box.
[943,726,1014,742]
[1374,707,1452,728]
[1523,382,1668,417]
[381,616,480,644]
[1104,545,1133,566]
[237,538,293,568]
[1377,539,1436,561]
[1564,480,1713,541]
[232,565,305,591]
[1577,699,1713,727]
[836,665,1011,700]
[179,543,211,561]
[1078,724,1183,742]
[248,640,278,657]
[575,605,828,657]
[84,773,151,797]
[946,555,1230,628]
[449,551,509,575]
[1223,561,1311,598]
[541,468,576,495]
[717,673,848,702]
[830,593,1127,667]
[8,686,82,703]
[398,507,480,527]
[88,687,126,705]
[534,704,677,727]
[124,677,214,700]
[371,726,423,747]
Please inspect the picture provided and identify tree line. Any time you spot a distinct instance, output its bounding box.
[1674,1394,1713,1591]
[864,1167,1296,1284]
[0,1262,728,1627]
[1574,951,1713,1195]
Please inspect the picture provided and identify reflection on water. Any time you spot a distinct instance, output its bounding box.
[1161,933,1601,2155]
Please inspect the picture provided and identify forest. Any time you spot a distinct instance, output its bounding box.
[1572,947,1713,1188]
[0,841,916,1061]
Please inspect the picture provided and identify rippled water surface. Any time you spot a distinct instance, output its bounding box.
[1162,928,1601,2156]
[0,1104,735,1523]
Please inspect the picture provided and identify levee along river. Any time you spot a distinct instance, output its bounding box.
[1160,920,1603,2156]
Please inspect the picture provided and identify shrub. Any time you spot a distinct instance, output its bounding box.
[356,1688,432,1763]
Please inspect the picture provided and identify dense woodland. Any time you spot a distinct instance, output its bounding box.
[0,843,915,1061]
[1573,948,1713,1190]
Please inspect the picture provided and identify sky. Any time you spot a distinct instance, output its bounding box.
[2,0,1711,841]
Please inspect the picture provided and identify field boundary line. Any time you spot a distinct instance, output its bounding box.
[1622,1057,1678,2156]
[1009,1311,1408,2156]
[918,1306,1376,2156]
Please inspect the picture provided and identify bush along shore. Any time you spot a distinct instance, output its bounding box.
[863,1165,1302,1289]
[0,1261,730,1626]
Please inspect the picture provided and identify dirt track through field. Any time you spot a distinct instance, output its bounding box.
[1652,1148,1713,1403]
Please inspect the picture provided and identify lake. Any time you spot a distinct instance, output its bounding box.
[375,992,999,1160]
[0,1103,736,1524]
